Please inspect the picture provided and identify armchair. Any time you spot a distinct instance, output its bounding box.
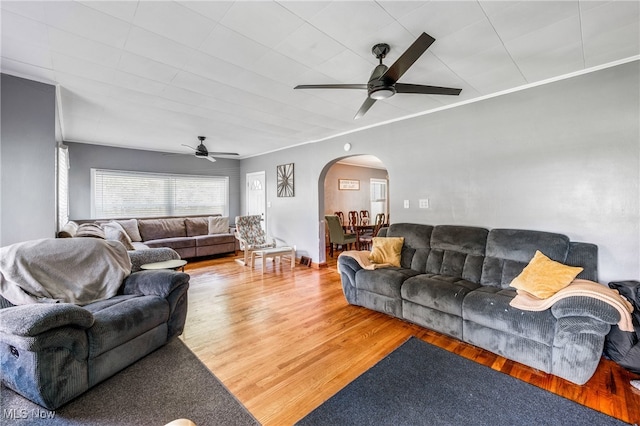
[0,238,189,409]
[234,215,276,266]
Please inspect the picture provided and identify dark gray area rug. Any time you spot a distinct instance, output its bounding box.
[1,339,258,426]
[297,337,627,426]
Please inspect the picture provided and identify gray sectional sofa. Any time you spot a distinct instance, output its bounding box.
[338,223,620,385]
[135,216,237,258]
[62,215,238,259]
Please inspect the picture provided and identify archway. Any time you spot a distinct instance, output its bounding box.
[318,155,388,264]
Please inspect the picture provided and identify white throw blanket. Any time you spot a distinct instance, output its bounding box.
[338,250,393,270]
[0,238,131,306]
[510,279,634,332]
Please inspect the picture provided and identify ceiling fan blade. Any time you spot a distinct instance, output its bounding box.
[382,32,435,83]
[181,144,197,152]
[208,152,239,156]
[294,84,368,90]
[395,83,462,96]
[203,155,216,163]
[354,97,377,120]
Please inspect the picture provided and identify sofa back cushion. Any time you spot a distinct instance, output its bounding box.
[422,225,488,283]
[385,223,433,269]
[138,218,187,241]
[185,217,209,237]
[480,229,570,289]
[566,242,598,281]
[115,219,142,242]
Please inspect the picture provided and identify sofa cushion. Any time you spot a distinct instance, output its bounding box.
[417,225,489,282]
[144,237,194,250]
[208,216,229,234]
[481,229,570,289]
[356,268,421,299]
[116,219,142,242]
[85,295,169,358]
[431,225,488,255]
[510,250,583,298]
[402,275,481,316]
[138,218,187,241]
[463,286,555,345]
[386,223,434,269]
[75,223,105,239]
[185,217,209,237]
[193,234,235,247]
[103,222,135,250]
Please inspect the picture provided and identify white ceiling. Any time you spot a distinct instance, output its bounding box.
[2,1,639,159]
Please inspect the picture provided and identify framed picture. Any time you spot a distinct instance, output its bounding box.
[277,163,294,197]
[339,179,360,190]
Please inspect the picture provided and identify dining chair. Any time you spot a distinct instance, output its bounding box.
[334,211,345,226]
[348,211,360,229]
[359,210,370,226]
[325,215,357,257]
[358,213,385,250]
[234,215,276,266]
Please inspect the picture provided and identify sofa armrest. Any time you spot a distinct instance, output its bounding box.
[337,255,362,305]
[121,270,189,299]
[551,296,620,326]
[0,303,94,337]
[128,247,180,272]
[549,297,621,384]
[121,270,190,340]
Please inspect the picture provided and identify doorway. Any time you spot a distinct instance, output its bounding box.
[246,171,266,230]
[320,155,389,263]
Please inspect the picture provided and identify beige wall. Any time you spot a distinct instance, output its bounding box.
[323,162,388,219]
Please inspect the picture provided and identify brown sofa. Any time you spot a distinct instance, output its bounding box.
[60,215,238,259]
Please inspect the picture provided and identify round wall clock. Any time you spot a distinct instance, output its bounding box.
[277,163,294,197]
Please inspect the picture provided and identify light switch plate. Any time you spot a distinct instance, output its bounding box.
[419,199,429,209]
[404,200,410,208]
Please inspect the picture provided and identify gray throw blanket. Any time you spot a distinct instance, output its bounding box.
[0,238,131,305]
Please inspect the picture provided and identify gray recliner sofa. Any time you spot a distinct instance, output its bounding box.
[338,223,621,385]
[0,249,189,409]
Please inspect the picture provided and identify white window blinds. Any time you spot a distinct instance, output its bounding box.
[92,169,229,219]
[57,145,69,229]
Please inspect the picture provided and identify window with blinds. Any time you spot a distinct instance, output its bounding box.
[92,169,229,219]
[370,178,388,219]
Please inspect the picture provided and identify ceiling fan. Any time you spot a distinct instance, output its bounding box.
[294,32,462,119]
[181,136,239,162]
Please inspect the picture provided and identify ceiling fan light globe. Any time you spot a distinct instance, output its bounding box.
[369,87,395,100]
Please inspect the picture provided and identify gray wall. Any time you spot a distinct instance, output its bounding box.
[1,74,56,246]
[241,61,639,283]
[66,142,241,221]
[4,62,637,282]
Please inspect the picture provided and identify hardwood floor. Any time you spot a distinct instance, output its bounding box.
[180,253,640,425]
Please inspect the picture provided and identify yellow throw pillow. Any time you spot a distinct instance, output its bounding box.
[510,250,583,299]
[369,237,404,267]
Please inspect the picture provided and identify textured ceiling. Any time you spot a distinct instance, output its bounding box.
[1,1,639,159]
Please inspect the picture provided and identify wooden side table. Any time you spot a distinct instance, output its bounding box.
[140,259,187,272]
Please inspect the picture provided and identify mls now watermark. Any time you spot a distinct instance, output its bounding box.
[3,408,56,420]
